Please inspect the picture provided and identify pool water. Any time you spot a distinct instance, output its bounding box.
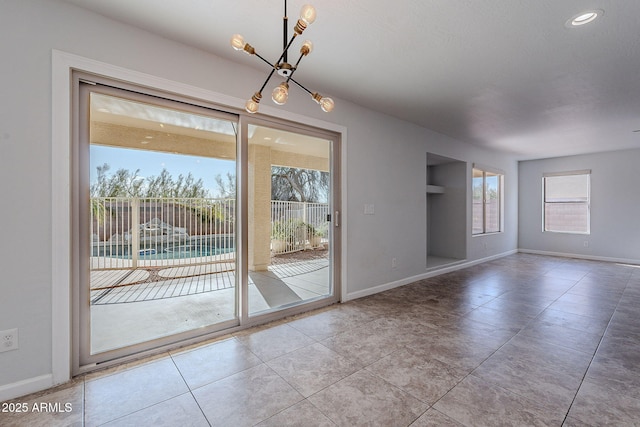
[118,245,233,260]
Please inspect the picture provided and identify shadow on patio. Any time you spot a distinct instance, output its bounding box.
[90,249,329,305]
[89,249,330,353]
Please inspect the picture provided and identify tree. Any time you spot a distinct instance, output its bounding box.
[91,163,330,202]
[91,163,209,198]
[214,172,236,198]
[91,164,145,197]
[271,166,329,203]
[145,169,208,198]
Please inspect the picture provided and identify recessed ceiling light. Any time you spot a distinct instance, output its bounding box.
[275,137,294,145]
[566,10,603,27]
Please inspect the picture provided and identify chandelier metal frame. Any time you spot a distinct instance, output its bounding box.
[230,1,334,114]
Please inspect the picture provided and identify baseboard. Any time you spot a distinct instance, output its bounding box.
[345,274,426,302]
[0,374,54,402]
[518,248,640,266]
[345,249,517,301]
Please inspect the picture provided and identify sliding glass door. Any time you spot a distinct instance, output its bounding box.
[246,123,334,315]
[75,78,340,370]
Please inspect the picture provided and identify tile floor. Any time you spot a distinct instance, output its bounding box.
[2,253,640,426]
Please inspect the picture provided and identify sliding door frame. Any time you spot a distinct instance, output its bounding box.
[75,77,243,368]
[238,114,342,326]
[54,52,345,378]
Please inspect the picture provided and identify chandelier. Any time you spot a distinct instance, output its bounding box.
[230,1,334,114]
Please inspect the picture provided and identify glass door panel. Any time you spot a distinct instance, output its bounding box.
[247,124,333,315]
[81,85,238,362]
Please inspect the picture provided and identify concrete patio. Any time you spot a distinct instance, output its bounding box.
[90,250,330,353]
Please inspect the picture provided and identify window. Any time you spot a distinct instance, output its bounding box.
[543,170,590,234]
[472,166,503,235]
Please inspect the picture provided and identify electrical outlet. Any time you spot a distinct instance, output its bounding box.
[391,257,398,270]
[0,328,18,353]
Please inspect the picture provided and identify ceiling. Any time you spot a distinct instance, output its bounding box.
[63,0,640,160]
[91,92,329,159]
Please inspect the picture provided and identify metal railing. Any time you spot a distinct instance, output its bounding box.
[91,197,235,269]
[90,197,329,268]
[271,201,330,254]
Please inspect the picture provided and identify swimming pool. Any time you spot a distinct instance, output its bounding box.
[123,245,234,260]
[92,234,235,261]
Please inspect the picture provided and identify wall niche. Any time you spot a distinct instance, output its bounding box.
[426,153,467,269]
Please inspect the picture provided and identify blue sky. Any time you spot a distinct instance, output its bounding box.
[90,145,236,197]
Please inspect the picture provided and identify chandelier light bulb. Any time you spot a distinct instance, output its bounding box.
[301,40,314,55]
[272,82,289,105]
[245,92,262,113]
[245,99,259,113]
[319,97,335,112]
[312,92,334,112]
[230,34,245,50]
[300,4,317,25]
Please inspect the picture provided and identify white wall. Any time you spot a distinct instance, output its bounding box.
[0,0,518,397]
[519,149,640,263]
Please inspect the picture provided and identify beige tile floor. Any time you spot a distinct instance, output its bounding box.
[3,253,640,426]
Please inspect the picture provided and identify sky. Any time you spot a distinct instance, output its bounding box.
[90,145,236,197]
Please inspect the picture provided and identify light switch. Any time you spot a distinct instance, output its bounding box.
[364,204,375,215]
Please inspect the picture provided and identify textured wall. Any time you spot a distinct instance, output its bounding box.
[519,149,640,262]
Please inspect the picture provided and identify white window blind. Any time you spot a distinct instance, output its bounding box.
[543,171,590,233]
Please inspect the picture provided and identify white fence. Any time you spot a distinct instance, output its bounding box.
[90,198,329,268]
[91,197,235,269]
[271,201,330,254]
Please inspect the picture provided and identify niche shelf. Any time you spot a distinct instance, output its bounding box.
[426,185,445,194]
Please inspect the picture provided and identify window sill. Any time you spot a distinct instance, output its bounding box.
[472,231,503,237]
[543,230,590,235]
